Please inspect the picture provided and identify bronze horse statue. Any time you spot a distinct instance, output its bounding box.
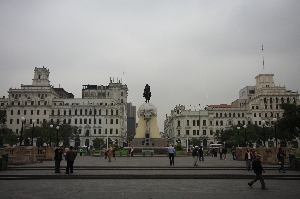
[143,84,151,103]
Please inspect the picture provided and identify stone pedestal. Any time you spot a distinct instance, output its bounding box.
[131,103,165,147]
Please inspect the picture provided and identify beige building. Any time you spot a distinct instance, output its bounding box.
[165,74,300,148]
[1,67,129,147]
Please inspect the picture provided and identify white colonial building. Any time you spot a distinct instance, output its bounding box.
[1,67,129,147]
[165,74,300,148]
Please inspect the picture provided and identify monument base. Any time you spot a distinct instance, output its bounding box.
[130,138,167,147]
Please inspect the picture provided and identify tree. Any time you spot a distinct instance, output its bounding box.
[93,138,104,149]
[277,103,300,143]
[0,110,18,146]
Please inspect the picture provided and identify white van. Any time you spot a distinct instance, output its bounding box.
[208,144,223,149]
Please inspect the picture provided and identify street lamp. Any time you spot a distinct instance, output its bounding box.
[237,127,240,147]
[31,120,36,146]
[273,118,277,147]
[243,125,247,147]
[262,120,266,147]
[56,126,60,147]
[20,117,26,146]
[50,124,53,147]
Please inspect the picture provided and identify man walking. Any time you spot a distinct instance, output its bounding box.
[219,146,223,160]
[231,146,236,160]
[167,144,175,165]
[248,154,268,190]
[198,146,204,161]
[65,146,76,174]
[277,148,286,173]
[54,148,63,173]
[192,146,199,166]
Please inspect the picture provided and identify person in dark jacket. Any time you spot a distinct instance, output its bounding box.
[248,154,268,190]
[277,148,286,173]
[54,148,63,173]
[65,146,76,174]
[198,146,204,161]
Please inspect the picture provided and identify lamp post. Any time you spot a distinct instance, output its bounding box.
[31,120,36,146]
[20,117,26,146]
[262,120,266,147]
[237,127,240,147]
[56,126,60,147]
[273,118,277,147]
[50,124,53,146]
[243,125,247,147]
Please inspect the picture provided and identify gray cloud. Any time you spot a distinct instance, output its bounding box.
[1,0,300,130]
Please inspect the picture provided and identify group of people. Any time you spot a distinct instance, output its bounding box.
[103,145,117,162]
[210,146,228,160]
[54,146,76,174]
[192,146,204,166]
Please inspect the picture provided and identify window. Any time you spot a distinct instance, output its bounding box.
[193,130,196,135]
[84,119,87,124]
[106,109,108,115]
[44,101,47,105]
[57,110,60,115]
[116,110,118,115]
[38,101,40,105]
[99,119,101,124]
[259,113,261,117]
[80,109,82,115]
[220,121,223,126]
[75,119,77,124]
[229,120,232,125]
[210,121,213,125]
[37,110,40,115]
[216,113,218,117]
[89,119,91,124]
[110,128,113,134]
[89,109,92,115]
[75,109,77,115]
[220,113,222,117]
[64,110,66,115]
[265,113,267,117]
[80,119,82,124]
[94,129,96,134]
[37,119,39,124]
[110,119,113,124]
[11,110,13,115]
[24,110,27,115]
[44,110,46,115]
[177,130,180,136]
[98,129,102,134]
[186,130,189,135]
[63,119,66,124]
[10,119,13,124]
[210,130,213,135]
[203,130,206,135]
[187,120,189,126]
[216,121,219,126]
[69,110,71,115]
[111,109,113,115]
[30,110,33,115]
[121,92,123,96]
[17,119,19,124]
[197,120,199,126]
[116,129,118,134]
[197,130,199,135]
[252,106,254,109]
[193,120,196,126]
[105,128,107,134]
[79,129,82,134]
[177,121,180,126]
[31,101,34,105]
[116,119,118,124]
[229,113,231,117]
[254,113,256,117]
[203,120,206,126]
[68,119,71,124]
[85,109,87,115]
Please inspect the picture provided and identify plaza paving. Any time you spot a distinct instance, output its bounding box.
[0,155,299,199]
[1,154,299,180]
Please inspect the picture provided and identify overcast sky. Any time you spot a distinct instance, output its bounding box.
[1,0,300,131]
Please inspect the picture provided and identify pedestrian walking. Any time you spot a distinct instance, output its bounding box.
[223,147,227,160]
[112,147,116,160]
[130,147,134,158]
[277,148,286,173]
[231,146,236,160]
[192,146,199,166]
[104,148,108,159]
[54,148,63,173]
[198,146,204,161]
[248,154,268,190]
[219,146,223,160]
[245,148,252,171]
[79,148,83,156]
[108,144,112,162]
[65,146,76,174]
[167,144,175,165]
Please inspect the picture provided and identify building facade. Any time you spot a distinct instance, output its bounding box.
[1,67,130,147]
[165,74,300,148]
